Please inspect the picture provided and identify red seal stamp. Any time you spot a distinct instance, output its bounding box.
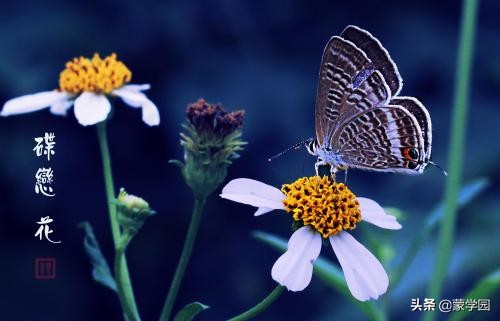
[35,258,56,279]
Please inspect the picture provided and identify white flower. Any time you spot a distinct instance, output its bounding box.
[1,54,160,126]
[220,177,401,301]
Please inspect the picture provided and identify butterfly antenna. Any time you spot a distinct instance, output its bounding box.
[268,138,313,162]
[429,161,448,176]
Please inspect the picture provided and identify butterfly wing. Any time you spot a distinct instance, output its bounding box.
[340,25,402,97]
[333,106,427,174]
[314,36,371,147]
[343,69,391,117]
[315,26,431,174]
[390,96,432,162]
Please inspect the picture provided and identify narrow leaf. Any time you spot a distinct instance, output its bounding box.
[173,302,209,321]
[392,178,489,286]
[169,159,184,168]
[79,221,117,291]
[427,178,489,228]
[448,269,500,321]
[253,231,385,321]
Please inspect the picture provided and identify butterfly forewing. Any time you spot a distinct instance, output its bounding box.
[340,25,402,96]
[345,70,390,116]
[315,36,371,147]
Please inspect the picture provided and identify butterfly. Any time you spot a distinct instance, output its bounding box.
[305,25,432,176]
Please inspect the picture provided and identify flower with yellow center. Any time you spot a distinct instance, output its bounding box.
[220,176,401,301]
[1,53,159,126]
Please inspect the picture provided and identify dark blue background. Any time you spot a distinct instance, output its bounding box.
[0,0,499,320]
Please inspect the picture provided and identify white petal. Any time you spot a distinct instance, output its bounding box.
[140,99,160,126]
[254,207,274,216]
[73,93,111,126]
[271,226,322,291]
[112,87,160,126]
[1,91,70,116]
[121,84,151,92]
[220,178,285,213]
[330,231,389,301]
[112,87,144,107]
[50,99,74,116]
[358,197,402,230]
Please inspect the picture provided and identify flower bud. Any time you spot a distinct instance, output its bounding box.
[174,98,246,198]
[115,188,155,235]
[186,98,244,138]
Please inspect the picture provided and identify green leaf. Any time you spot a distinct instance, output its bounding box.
[253,231,385,321]
[392,178,489,286]
[448,269,500,321]
[169,159,185,168]
[173,302,210,321]
[383,207,405,221]
[427,178,489,228]
[79,221,117,292]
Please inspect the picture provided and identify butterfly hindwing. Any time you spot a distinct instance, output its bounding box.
[390,96,432,162]
[333,106,426,174]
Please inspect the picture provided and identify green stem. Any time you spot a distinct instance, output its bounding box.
[159,197,206,321]
[115,247,138,321]
[227,285,284,321]
[97,122,141,321]
[425,1,478,320]
[392,179,488,288]
[97,122,121,246]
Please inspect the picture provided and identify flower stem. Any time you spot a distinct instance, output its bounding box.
[159,197,206,321]
[115,247,138,321]
[227,285,284,321]
[97,122,121,246]
[425,1,479,320]
[97,122,141,321]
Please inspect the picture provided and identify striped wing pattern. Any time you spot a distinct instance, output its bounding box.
[336,106,425,173]
[314,25,431,174]
[315,36,371,146]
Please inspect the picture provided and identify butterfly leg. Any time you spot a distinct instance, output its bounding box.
[330,165,339,182]
[316,160,340,181]
[331,165,349,183]
[314,158,328,176]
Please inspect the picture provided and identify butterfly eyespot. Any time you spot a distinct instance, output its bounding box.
[402,147,419,160]
[408,148,419,160]
[408,160,418,170]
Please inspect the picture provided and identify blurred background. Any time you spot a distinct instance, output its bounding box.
[0,0,499,320]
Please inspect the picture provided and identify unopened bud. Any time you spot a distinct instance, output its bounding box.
[115,188,155,234]
[173,98,246,198]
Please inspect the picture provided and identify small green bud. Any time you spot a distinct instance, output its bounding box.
[115,188,155,235]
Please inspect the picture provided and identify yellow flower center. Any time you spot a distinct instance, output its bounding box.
[59,53,132,94]
[281,176,361,238]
